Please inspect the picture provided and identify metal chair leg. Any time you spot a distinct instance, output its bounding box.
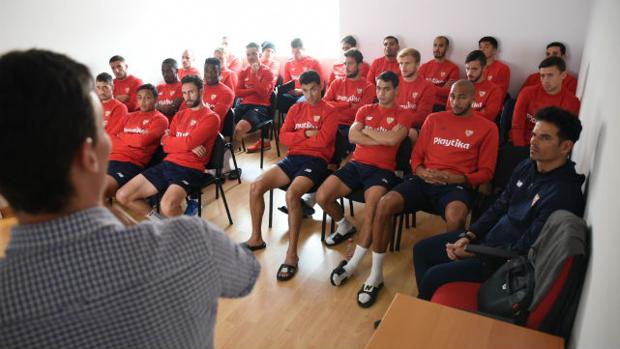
[268,189,273,228]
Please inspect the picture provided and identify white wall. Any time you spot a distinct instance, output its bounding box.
[0,0,339,84]
[339,0,590,97]
[569,0,620,347]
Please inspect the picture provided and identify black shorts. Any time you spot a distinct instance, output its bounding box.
[107,160,143,186]
[331,124,355,164]
[142,161,208,194]
[234,104,270,129]
[391,175,473,217]
[277,155,329,191]
[334,161,398,192]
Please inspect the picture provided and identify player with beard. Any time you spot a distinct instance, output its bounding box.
[116,75,220,218]
[156,58,183,120]
[478,36,511,96]
[367,36,402,86]
[96,72,128,138]
[328,35,371,85]
[336,80,498,308]
[419,36,460,110]
[447,50,503,122]
[395,48,436,142]
[109,55,143,112]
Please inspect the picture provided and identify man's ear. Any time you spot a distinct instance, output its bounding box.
[76,137,100,173]
[560,139,574,157]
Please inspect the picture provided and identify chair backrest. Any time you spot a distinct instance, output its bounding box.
[395,137,413,174]
[205,133,226,176]
[499,97,516,145]
[492,144,529,191]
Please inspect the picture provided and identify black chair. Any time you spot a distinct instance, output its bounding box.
[184,133,234,225]
[498,97,516,145]
[222,108,242,184]
[239,90,281,169]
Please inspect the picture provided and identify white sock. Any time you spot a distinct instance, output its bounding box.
[302,192,316,207]
[335,217,353,235]
[364,252,385,287]
[344,245,368,274]
[223,150,232,172]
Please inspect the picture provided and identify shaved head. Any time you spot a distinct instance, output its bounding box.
[449,79,476,116]
[452,79,475,97]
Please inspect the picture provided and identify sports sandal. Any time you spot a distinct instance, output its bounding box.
[241,241,267,251]
[276,263,298,281]
[325,227,357,246]
[330,260,350,286]
[357,283,384,308]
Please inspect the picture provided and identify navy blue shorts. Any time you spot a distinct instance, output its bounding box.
[234,104,270,129]
[334,161,398,192]
[142,161,208,194]
[107,160,143,186]
[277,155,329,191]
[391,175,473,217]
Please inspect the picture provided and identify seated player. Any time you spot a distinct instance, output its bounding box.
[260,41,281,85]
[418,36,460,111]
[178,49,201,80]
[156,58,183,120]
[105,84,168,199]
[447,50,503,122]
[214,47,239,92]
[328,35,371,85]
[243,71,338,281]
[324,48,376,165]
[116,75,220,218]
[233,42,275,151]
[109,55,143,111]
[367,36,401,86]
[478,36,511,97]
[413,106,584,300]
[395,48,436,142]
[95,72,128,138]
[316,71,408,284]
[344,80,499,307]
[221,35,242,73]
[203,57,235,175]
[520,41,578,95]
[510,56,581,146]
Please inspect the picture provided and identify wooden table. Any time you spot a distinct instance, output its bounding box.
[0,217,16,258]
[365,293,564,349]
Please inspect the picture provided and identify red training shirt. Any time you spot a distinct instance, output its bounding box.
[221,68,238,93]
[367,56,401,86]
[109,110,169,167]
[520,72,578,96]
[483,60,511,96]
[178,67,201,80]
[284,56,324,89]
[236,64,275,107]
[102,98,128,138]
[418,59,460,105]
[328,61,370,86]
[113,74,143,112]
[203,82,235,131]
[323,77,376,126]
[396,76,437,128]
[156,81,183,120]
[447,79,504,121]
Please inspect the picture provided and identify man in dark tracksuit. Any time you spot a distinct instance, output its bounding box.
[413,106,584,300]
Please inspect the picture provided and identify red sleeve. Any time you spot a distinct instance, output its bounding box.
[567,96,581,116]
[323,80,349,108]
[480,86,503,121]
[510,90,531,146]
[411,116,432,172]
[128,78,144,112]
[213,90,234,121]
[228,57,241,73]
[410,84,436,127]
[229,72,238,92]
[255,68,275,98]
[284,62,292,84]
[497,66,511,95]
[566,77,578,96]
[301,109,339,148]
[466,125,499,186]
[234,70,253,97]
[278,104,307,146]
[367,62,377,86]
[163,114,219,153]
[328,70,336,86]
[312,60,325,89]
[520,73,539,93]
[108,104,128,136]
[436,65,460,101]
[121,115,168,148]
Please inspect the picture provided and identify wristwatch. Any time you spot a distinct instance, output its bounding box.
[458,231,476,242]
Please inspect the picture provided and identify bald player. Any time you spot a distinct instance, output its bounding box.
[331,80,498,308]
[179,49,202,80]
[418,36,460,110]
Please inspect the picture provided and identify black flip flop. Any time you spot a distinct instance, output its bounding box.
[276,263,298,281]
[330,260,350,286]
[325,227,357,247]
[241,241,267,251]
[357,283,384,308]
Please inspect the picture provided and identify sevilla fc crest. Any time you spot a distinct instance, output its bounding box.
[366,116,373,121]
[356,88,363,94]
[465,129,474,137]
[313,115,321,122]
[125,87,130,93]
[412,92,418,99]
[143,120,150,125]
[440,71,446,77]
[105,111,111,116]
[211,94,217,100]
[386,117,394,124]
[190,119,197,126]
[170,90,176,96]
[479,91,486,97]
[488,75,494,80]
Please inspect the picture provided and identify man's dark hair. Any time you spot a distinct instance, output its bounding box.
[181,74,203,90]
[0,49,97,213]
[546,41,567,56]
[466,50,487,67]
[137,83,158,99]
[299,70,321,86]
[246,42,260,50]
[384,35,399,45]
[436,35,450,47]
[344,48,364,64]
[96,72,113,85]
[291,38,304,49]
[109,55,125,64]
[204,57,221,69]
[478,36,498,49]
[261,41,276,52]
[538,56,566,72]
[535,106,582,143]
[377,70,399,89]
[162,58,178,69]
[341,35,357,47]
